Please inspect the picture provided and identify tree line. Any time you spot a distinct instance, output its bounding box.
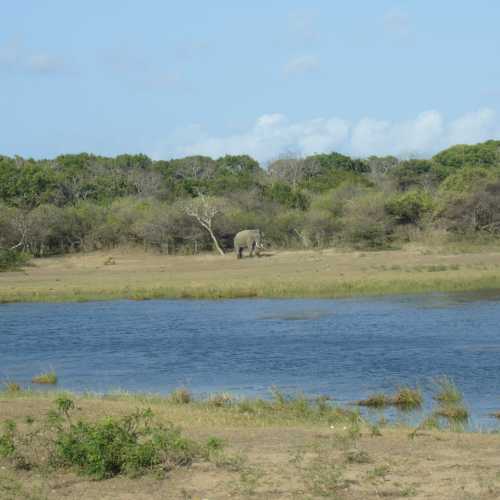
[1,140,500,258]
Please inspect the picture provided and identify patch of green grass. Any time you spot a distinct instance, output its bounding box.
[31,371,57,385]
[4,269,500,304]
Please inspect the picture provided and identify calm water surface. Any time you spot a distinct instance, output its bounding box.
[2,292,500,428]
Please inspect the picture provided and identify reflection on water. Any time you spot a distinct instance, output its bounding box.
[258,310,332,321]
[1,290,500,429]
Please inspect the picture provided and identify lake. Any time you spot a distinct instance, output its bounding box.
[1,292,500,428]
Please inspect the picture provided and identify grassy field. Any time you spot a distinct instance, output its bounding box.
[1,390,499,499]
[2,244,500,303]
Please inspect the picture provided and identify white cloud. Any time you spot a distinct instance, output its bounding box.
[283,54,319,76]
[173,114,349,162]
[169,108,500,163]
[447,108,498,145]
[351,111,445,157]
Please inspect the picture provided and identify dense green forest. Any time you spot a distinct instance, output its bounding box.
[1,140,500,258]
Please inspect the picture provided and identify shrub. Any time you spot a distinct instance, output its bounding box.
[0,420,16,458]
[342,192,393,249]
[0,249,30,272]
[385,190,433,225]
[0,399,211,480]
[53,409,199,478]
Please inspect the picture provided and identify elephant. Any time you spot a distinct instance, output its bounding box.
[234,229,263,259]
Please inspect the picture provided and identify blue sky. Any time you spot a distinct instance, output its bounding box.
[1,1,500,163]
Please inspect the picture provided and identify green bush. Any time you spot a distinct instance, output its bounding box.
[0,249,30,272]
[385,190,433,225]
[0,398,213,480]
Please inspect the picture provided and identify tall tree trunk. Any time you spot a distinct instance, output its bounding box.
[205,224,224,255]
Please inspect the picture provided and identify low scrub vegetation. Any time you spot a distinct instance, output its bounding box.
[0,397,220,480]
[0,248,30,272]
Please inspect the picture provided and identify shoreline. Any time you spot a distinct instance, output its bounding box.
[1,389,499,499]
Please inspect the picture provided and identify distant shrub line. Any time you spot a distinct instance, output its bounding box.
[1,140,500,258]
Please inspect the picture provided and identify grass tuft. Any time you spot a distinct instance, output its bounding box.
[3,381,21,393]
[435,403,469,423]
[168,387,192,405]
[31,371,58,385]
[392,386,423,410]
[358,387,422,410]
[357,393,392,408]
[433,376,463,404]
[207,392,233,408]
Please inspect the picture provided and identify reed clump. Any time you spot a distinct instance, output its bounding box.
[357,393,392,408]
[432,376,469,425]
[433,376,463,404]
[357,386,422,410]
[31,371,58,385]
[435,403,469,423]
[392,387,423,410]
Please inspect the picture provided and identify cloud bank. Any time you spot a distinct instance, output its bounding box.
[174,109,499,163]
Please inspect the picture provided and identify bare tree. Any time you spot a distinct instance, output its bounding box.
[268,154,321,190]
[183,193,226,255]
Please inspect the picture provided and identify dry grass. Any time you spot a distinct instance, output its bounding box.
[2,245,500,303]
[1,391,499,499]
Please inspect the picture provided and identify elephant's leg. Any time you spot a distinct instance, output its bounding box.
[250,241,256,257]
[236,246,243,259]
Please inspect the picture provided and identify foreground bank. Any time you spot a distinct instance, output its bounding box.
[1,390,499,499]
[2,246,500,303]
